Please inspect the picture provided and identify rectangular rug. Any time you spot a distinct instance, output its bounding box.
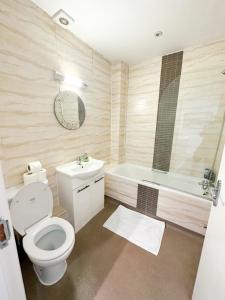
[103,205,165,255]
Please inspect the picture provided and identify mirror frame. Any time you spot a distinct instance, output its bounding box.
[54,90,86,130]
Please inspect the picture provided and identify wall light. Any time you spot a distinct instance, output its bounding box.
[54,71,88,89]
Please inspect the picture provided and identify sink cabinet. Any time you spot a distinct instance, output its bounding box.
[57,172,104,233]
[73,184,92,232]
[73,175,104,232]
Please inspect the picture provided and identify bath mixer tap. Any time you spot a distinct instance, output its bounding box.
[199,179,210,190]
[204,168,215,182]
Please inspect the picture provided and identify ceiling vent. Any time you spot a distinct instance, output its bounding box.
[52,9,75,29]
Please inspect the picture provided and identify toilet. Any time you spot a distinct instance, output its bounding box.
[10,182,75,286]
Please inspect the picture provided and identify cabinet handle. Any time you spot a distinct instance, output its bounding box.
[95,177,104,183]
[77,185,90,193]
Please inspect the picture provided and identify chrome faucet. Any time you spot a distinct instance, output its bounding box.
[76,153,89,165]
[204,168,215,182]
[76,156,82,166]
[199,168,216,196]
[199,179,210,190]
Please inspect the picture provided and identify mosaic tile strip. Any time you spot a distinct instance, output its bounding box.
[137,184,159,216]
[153,51,183,171]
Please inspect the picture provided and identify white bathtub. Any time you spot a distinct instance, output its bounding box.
[105,163,212,235]
[107,163,210,199]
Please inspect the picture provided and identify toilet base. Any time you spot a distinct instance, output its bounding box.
[33,261,67,286]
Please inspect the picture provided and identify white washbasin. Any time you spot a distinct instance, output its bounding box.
[56,158,105,179]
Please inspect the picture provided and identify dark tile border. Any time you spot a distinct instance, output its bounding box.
[153,51,183,171]
[137,184,159,216]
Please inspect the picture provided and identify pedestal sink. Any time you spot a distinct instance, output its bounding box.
[56,158,105,180]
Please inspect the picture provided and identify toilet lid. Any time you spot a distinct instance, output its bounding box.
[10,182,53,236]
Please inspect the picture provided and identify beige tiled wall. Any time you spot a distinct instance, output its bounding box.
[213,114,225,176]
[111,62,129,163]
[1,0,225,207]
[170,40,225,177]
[126,57,161,167]
[0,0,111,205]
[125,40,225,177]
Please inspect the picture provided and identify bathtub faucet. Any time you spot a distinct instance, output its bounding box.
[199,179,210,190]
[199,168,216,194]
[204,168,215,182]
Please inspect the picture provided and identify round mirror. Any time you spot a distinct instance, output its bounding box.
[54,90,85,130]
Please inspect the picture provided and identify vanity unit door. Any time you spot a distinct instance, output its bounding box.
[73,184,92,233]
[90,176,104,216]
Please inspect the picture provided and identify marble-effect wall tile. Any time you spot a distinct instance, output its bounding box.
[111,62,129,163]
[0,0,111,205]
[125,41,225,177]
[1,0,225,205]
[125,57,161,167]
[170,40,225,177]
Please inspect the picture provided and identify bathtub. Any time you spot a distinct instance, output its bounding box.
[105,163,212,235]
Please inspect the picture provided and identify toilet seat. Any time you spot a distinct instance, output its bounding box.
[10,182,53,236]
[23,216,75,262]
[10,182,75,262]
[10,182,75,286]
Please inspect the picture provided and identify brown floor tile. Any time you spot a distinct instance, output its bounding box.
[21,198,203,300]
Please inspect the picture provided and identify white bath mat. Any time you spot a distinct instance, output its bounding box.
[103,205,165,255]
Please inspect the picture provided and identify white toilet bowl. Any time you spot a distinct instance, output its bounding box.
[23,216,75,285]
[10,182,75,286]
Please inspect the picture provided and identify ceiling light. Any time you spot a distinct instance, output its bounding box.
[155,31,163,38]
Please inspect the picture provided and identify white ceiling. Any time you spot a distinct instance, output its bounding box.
[32,0,225,64]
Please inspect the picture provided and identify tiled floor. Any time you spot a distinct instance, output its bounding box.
[21,198,203,300]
